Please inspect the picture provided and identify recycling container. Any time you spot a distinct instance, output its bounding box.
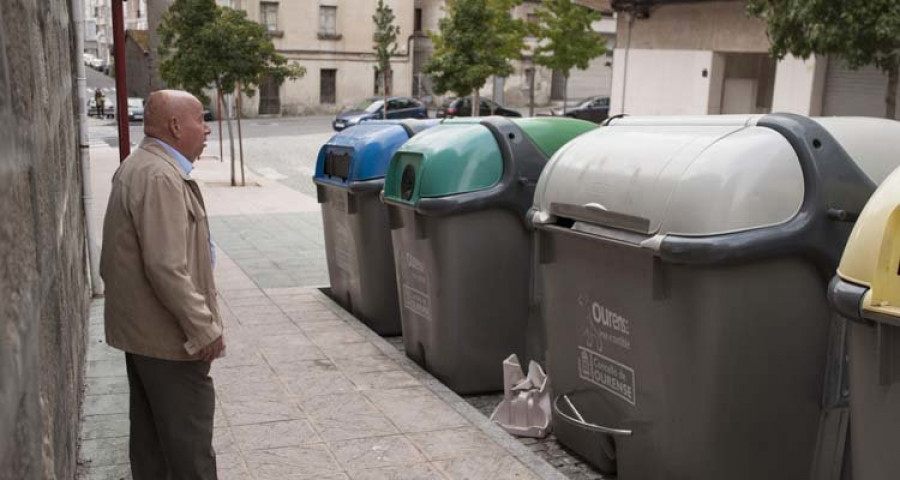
[830,143,900,480]
[382,116,596,394]
[530,113,900,479]
[314,119,437,335]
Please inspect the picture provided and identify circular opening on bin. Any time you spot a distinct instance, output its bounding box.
[812,138,822,149]
[508,132,516,141]
[401,164,416,201]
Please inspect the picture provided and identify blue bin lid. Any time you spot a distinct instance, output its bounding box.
[314,120,439,186]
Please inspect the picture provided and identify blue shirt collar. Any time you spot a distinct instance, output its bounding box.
[152,137,193,176]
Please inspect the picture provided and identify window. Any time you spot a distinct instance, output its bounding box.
[320,69,337,104]
[319,6,338,38]
[261,2,279,32]
[526,13,539,24]
[414,8,423,32]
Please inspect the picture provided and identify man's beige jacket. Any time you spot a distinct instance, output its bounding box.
[101,138,222,361]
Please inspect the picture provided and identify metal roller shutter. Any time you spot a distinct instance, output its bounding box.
[823,59,899,119]
[567,53,614,100]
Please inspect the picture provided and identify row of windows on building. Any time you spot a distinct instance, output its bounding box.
[258,3,425,37]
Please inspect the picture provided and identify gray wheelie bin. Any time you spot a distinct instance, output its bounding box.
[829,122,900,480]
[314,119,437,335]
[382,117,596,394]
[529,114,900,479]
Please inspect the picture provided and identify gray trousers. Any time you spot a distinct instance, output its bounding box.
[125,353,217,480]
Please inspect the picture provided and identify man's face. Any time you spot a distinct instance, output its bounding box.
[181,101,211,161]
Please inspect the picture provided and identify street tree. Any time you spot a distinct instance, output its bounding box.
[749,0,900,118]
[158,0,304,186]
[486,0,529,113]
[373,0,400,119]
[532,0,606,114]
[425,0,527,115]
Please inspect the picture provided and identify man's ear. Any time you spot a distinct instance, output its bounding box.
[169,116,181,139]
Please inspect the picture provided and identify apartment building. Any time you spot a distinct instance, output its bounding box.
[237,0,419,116]
[479,0,616,107]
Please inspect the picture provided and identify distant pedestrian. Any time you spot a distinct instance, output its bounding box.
[100,89,221,479]
[94,88,105,118]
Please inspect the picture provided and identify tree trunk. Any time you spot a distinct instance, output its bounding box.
[562,75,569,115]
[217,87,224,163]
[224,94,237,187]
[383,67,389,120]
[887,59,898,120]
[473,88,480,116]
[490,76,497,115]
[236,83,246,187]
[528,69,535,117]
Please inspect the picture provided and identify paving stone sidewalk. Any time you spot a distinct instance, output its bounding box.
[78,144,606,480]
[78,246,570,479]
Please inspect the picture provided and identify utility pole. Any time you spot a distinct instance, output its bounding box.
[112,0,130,160]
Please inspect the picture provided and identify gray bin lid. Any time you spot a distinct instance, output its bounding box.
[814,116,900,186]
[532,117,805,236]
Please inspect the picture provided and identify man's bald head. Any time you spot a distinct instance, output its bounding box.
[143,90,210,161]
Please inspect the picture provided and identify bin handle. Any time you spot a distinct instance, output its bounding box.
[553,394,633,436]
[583,202,608,212]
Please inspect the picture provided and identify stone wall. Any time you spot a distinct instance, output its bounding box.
[0,0,89,478]
[125,30,151,99]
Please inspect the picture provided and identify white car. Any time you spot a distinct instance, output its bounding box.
[127,98,144,121]
[89,57,106,70]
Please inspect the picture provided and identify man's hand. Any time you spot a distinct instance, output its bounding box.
[197,335,225,362]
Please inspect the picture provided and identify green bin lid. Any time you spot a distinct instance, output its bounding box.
[384,123,502,204]
[384,117,595,205]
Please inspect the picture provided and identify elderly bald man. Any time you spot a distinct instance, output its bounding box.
[100,89,222,479]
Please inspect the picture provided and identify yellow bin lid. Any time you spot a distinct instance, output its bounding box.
[838,164,900,318]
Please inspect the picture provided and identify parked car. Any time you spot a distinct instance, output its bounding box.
[435,97,522,118]
[549,96,610,123]
[127,97,144,122]
[332,96,428,131]
[89,57,106,71]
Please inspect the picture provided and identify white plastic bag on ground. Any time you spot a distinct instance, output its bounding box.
[489,354,551,438]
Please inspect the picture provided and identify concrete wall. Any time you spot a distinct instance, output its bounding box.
[0,0,88,478]
[617,1,768,52]
[771,55,826,116]
[610,49,721,115]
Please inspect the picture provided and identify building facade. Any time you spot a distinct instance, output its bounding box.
[608,0,900,119]
[479,0,617,107]
[236,0,418,116]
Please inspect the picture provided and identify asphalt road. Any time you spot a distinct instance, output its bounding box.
[89,115,337,197]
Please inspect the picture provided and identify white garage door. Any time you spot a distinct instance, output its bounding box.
[567,53,614,100]
[823,59,899,119]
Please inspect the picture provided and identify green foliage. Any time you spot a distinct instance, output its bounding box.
[157,0,219,101]
[424,0,528,96]
[158,0,305,103]
[532,0,607,78]
[748,0,900,72]
[373,0,400,77]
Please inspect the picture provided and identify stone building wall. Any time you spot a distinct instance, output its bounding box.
[0,0,89,478]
